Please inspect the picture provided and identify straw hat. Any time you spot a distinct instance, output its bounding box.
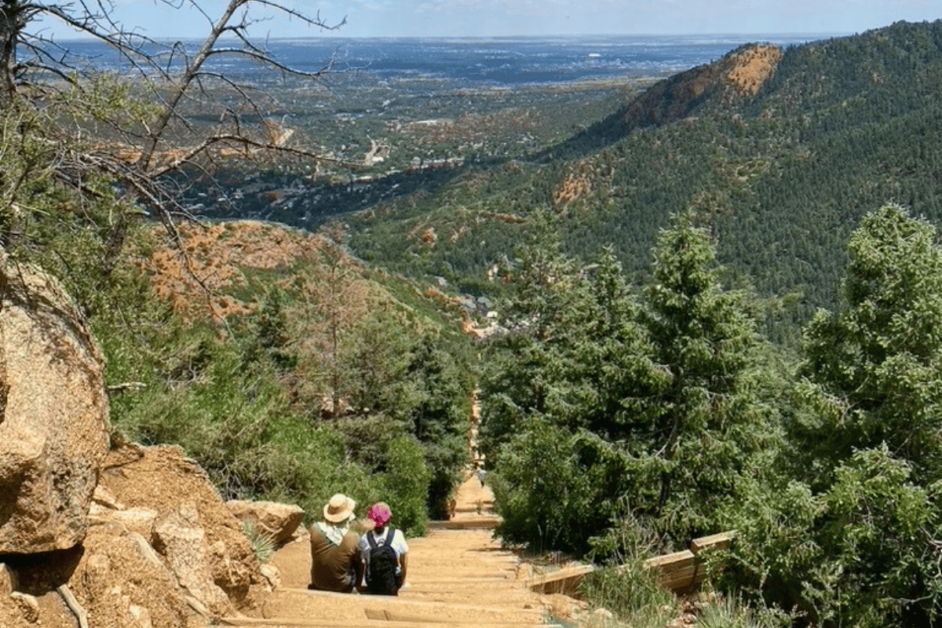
[323,494,356,523]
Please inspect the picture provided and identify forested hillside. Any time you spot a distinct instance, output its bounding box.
[20,212,477,534]
[331,20,942,342]
[0,0,484,540]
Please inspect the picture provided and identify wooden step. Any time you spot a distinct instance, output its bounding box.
[270,588,545,622]
[408,573,514,580]
[527,564,596,595]
[452,504,494,513]
[426,517,501,530]
[399,592,537,604]
[364,608,543,624]
[411,565,517,574]
[221,618,557,628]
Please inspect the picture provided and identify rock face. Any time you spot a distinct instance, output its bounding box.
[0,254,110,554]
[622,43,783,130]
[153,505,234,617]
[98,444,264,603]
[226,500,305,545]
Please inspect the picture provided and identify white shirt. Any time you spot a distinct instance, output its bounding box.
[358,527,409,576]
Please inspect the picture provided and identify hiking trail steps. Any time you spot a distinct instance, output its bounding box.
[225,475,569,628]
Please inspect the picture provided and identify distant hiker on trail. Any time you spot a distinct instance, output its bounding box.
[309,493,363,593]
[475,464,487,488]
[359,502,409,596]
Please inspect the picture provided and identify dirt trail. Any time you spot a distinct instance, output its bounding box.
[228,475,570,628]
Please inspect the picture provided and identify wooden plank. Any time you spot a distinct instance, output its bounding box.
[452,503,494,513]
[659,564,697,580]
[403,576,513,583]
[643,550,699,594]
[382,609,542,624]
[426,518,501,530]
[644,550,695,570]
[221,618,554,628]
[659,565,698,586]
[275,588,545,616]
[527,564,596,594]
[690,531,735,554]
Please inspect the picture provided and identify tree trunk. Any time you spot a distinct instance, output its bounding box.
[0,1,21,106]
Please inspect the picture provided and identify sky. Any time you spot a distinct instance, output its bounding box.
[39,0,940,40]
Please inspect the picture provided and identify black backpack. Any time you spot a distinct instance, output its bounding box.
[366,527,400,595]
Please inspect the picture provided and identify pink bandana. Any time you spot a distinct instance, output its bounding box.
[367,503,391,526]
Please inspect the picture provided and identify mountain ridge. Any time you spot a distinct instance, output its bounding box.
[334,19,942,340]
[621,42,783,129]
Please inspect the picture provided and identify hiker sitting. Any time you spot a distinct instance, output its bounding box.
[309,493,362,593]
[358,502,409,596]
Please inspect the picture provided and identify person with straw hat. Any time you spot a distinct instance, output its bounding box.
[308,493,363,592]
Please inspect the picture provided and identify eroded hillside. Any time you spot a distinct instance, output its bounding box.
[621,43,782,128]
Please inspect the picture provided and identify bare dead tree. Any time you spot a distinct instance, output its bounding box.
[0,0,353,249]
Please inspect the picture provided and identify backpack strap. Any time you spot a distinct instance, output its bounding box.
[367,526,395,550]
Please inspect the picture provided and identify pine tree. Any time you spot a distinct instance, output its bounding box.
[797,203,942,483]
[638,210,774,542]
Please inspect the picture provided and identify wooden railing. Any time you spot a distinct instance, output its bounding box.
[528,531,735,596]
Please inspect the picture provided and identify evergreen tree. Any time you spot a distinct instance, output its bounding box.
[480,212,586,448]
[245,286,297,371]
[636,210,777,542]
[483,210,778,552]
[726,205,942,628]
[796,203,942,484]
[481,215,659,554]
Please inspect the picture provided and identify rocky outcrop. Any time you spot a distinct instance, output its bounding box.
[0,564,31,628]
[74,522,191,628]
[153,505,234,617]
[723,44,783,97]
[0,252,301,626]
[622,43,783,130]
[60,443,272,626]
[226,500,304,545]
[0,253,110,554]
[98,444,264,602]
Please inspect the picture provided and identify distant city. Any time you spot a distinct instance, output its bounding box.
[56,34,826,87]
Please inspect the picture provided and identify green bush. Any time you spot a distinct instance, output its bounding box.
[381,435,432,537]
[241,520,276,564]
[696,593,792,628]
[580,513,678,627]
[725,446,942,628]
[491,421,623,555]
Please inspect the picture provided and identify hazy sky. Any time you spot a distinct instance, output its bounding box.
[42,0,940,40]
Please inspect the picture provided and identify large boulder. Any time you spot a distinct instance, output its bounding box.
[0,254,110,554]
[152,505,233,617]
[98,444,264,603]
[226,500,304,545]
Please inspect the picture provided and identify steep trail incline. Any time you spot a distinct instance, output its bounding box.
[226,476,562,628]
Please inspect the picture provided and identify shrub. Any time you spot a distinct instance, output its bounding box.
[381,435,432,537]
[725,446,942,628]
[241,520,276,564]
